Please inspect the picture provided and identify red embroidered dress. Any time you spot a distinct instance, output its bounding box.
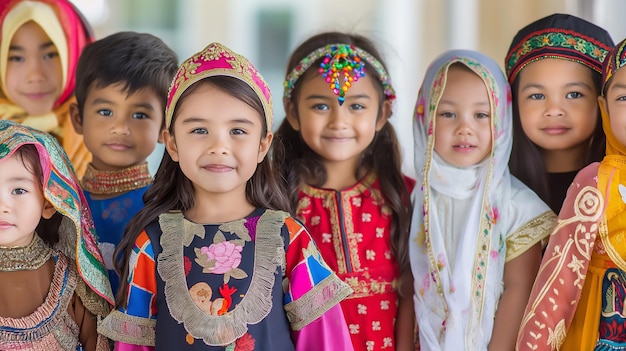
[296,172,414,351]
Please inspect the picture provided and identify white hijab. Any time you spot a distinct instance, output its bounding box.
[409,50,549,350]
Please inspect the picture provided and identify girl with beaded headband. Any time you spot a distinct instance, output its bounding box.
[99,42,353,351]
[275,32,416,351]
[505,13,614,214]
[517,37,626,351]
[0,120,114,350]
[0,0,94,177]
[410,50,555,350]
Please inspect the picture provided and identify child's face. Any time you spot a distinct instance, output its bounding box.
[517,58,598,153]
[5,21,63,116]
[286,73,389,170]
[164,83,271,199]
[433,65,492,168]
[601,67,626,148]
[0,151,54,247]
[70,83,164,171]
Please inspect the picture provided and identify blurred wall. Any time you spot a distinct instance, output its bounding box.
[71,0,626,176]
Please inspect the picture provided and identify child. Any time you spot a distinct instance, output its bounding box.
[275,32,416,351]
[69,31,178,296]
[517,37,626,351]
[505,13,614,214]
[0,120,113,350]
[409,50,556,350]
[0,0,94,177]
[98,42,354,350]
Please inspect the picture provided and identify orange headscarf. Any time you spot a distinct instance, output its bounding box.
[0,0,93,176]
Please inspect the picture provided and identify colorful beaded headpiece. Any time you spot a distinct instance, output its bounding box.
[602,38,626,95]
[166,42,273,129]
[505,13,614,84]
[283,43,396,104]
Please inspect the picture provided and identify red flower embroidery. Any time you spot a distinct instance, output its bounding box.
[184,256,192,277]
[235,332,255,351]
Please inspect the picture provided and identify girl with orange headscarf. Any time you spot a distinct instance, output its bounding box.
[0,0,93,176]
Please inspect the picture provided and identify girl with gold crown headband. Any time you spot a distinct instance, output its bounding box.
[505,14,614,215]
[410,50,555,350]
[99,42,353,350]
[517,37,626,351]
[0,120,113,350]
[275,32,416,351]
[0,0,94,177]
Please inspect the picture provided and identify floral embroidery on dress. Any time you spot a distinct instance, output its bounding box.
[194,229,250,282]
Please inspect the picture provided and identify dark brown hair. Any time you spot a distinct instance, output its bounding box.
[14,144,62,245]
[74,31,178,129]
[508,67,605,209]
[114,76,290,307]
[274,32,413,294]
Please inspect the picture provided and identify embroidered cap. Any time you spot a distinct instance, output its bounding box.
[602,38,626,95]
[505,13,614,84]
[165,42,273,130]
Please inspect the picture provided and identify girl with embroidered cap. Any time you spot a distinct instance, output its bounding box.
[275,32,416,351]
[410,50,556,350]
[0,0,93,177]
[505,13,614,214]
[98,42,353,351]
[517,37,626,351]
[0,120,113,350]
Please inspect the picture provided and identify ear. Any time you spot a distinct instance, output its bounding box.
[69,103,84,135]
[41,200,56,220]
[157,126,165,144]
[257,132,273,163]
[284,99,300,131]
[163,129,179,162]
[375,99,392,131]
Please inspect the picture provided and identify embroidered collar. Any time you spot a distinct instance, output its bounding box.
[157,210,288,346]
[0,235,52,271]
[81,162,152,195]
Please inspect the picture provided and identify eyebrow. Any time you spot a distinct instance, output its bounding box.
[9,41,55,51]
[304,93,372,101]
[610,83,626,92]
[7,176,35,183]
[91,98,156,111]
[179,117,255,125]
[438,99,489,106]
[520,81,593,92]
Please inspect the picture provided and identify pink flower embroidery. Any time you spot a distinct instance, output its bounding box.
[201,241,243,274]
[490,250,499,259]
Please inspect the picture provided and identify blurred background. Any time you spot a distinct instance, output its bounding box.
[69,0,626,177]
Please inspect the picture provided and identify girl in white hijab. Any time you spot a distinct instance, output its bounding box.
[410,50,556,350]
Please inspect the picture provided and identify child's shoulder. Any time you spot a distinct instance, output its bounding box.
[574,162,601,183]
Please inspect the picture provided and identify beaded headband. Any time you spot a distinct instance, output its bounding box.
[283,43,396,104]
[505,14,613,84]
[166,42,273,129]
[602,38,626,95]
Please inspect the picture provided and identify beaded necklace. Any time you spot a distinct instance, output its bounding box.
[81,162,152,195]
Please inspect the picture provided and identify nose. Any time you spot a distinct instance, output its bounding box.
[207,133,229,155]
[25,58,47,84]
[0,194,10,213]
[110,117,131,135]
[544,96,565,118]
[327,109,348,129]
[455,116,474,136]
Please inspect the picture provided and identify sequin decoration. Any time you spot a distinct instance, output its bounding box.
[284,43,395,104]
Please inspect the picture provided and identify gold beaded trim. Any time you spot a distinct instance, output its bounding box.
[81,162,152,195]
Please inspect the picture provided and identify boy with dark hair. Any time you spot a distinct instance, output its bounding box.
[70,31,178,294]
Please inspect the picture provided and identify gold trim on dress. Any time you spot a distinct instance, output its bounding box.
[505,211,556,262]
[97,310,156,346]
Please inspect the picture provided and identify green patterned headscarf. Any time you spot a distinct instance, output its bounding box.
[0,119,113,315]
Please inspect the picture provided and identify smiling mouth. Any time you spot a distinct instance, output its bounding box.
[25,92,50,100]
[203,165,234,172]
[106,143,131,151]
[542,127,570,135]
